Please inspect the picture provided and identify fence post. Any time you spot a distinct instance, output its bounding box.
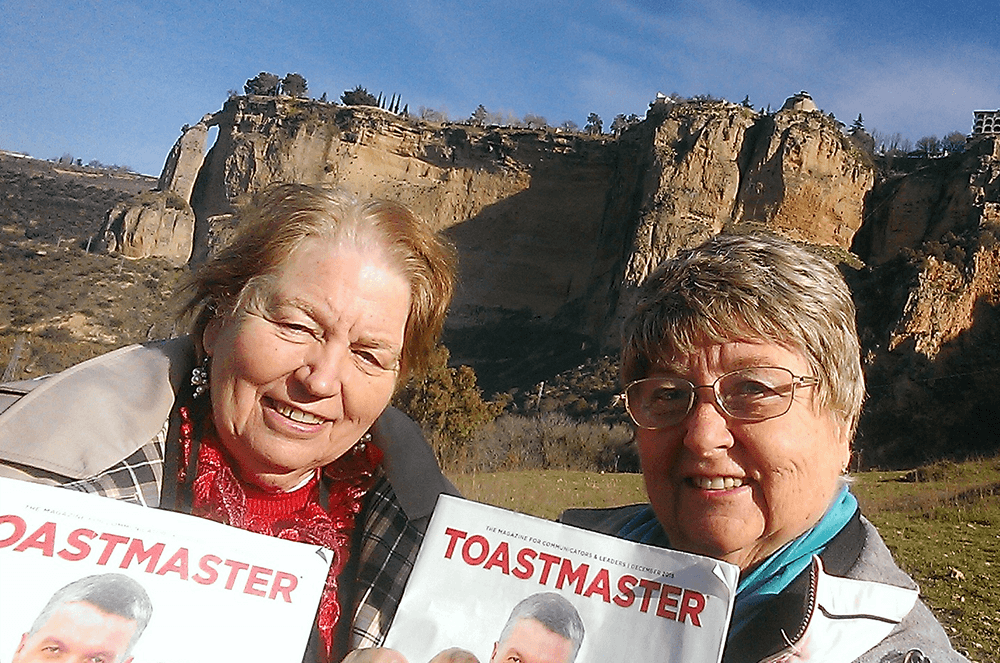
[2,335,27,382]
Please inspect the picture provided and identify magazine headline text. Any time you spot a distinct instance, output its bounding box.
[0,514,301,602]
[442,527,708,627]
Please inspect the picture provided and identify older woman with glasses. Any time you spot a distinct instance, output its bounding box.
[562,234,969,662]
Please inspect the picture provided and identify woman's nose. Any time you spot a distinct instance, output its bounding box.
[296,342,344,397]
[682,387,735,454]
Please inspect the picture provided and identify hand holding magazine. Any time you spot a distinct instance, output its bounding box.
[384,495,739,663]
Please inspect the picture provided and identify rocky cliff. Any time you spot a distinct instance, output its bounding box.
[97,95,1000,466]
[134,96,876,341]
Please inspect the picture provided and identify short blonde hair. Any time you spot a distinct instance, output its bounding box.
[181,183,456,380]
[621,233,865,434]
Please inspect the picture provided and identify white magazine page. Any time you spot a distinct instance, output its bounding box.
[0,477,332,663]
[385,495,738,663]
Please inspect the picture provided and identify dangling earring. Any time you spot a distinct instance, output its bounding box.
[191,356,210,399]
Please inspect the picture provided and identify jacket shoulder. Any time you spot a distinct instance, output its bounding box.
[0,337,195,480]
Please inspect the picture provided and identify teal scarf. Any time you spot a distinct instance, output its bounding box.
[618,485,858,639]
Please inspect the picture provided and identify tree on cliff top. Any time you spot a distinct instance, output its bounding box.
[523,114,548,129]
[281,73,308,98]
[585,113,603,134]
[470,104,488,126]
[916,135,942,155]
[342,85,379,107]
[245,72,280,96]
[942,131,968,154]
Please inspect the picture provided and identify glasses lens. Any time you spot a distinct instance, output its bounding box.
[716,367,796,421]
[626,378,693,428]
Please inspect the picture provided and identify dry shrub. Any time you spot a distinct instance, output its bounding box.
[469,413,633,473]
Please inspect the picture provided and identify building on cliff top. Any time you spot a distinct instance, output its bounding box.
[973,110,1000,135]
[781,91,818,112]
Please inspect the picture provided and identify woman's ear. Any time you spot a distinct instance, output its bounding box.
[202,317,223,358]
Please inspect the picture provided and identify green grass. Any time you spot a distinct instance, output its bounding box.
[450,458,1000,662]
[451,470,647,521]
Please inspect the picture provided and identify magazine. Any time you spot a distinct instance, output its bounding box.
[0,477,332,663]
[385,495,739,663]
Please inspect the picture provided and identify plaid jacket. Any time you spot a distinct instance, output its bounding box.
[0,338,455,657]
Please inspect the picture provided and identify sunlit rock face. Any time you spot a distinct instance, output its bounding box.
[116,97,997,361]
[90,95,1000,463]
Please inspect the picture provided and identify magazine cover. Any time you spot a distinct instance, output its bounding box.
[385,495,739,663]
[0,477,332,663]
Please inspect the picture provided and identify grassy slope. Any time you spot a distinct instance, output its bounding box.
[451,459,1000,662]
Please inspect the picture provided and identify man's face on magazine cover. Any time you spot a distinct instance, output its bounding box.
[13,601,137,663]
[489,618,573,663]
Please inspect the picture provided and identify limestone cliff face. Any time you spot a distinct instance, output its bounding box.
[852,240,1000,465]
[99,95,1000,464]
[593,102,873,345]
[115,97,877,335]
[620,103,756,286]
[158,118,210,201]
[190,96,617,327]
[735,110,874,248]
[98,191,194,265]
[96,120,207,265]
[855,137,1000,264]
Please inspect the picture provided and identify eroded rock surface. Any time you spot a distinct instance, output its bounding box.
[90,96,1000,464]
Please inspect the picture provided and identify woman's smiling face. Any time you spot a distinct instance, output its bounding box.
[203,238,410,491]
[636,339,851,572]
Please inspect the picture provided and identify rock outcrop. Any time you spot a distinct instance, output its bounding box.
[98,191,194,265]
[188,96,617,327]
[157,117,211,201]
[854,137,1000,264]
[734,110,874,248]
[116,96,876,339]
[97,120,211,265]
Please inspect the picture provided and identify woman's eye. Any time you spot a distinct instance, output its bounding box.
[353,347,398,372]
[651,386,687,402]
[275,319,319,338]
[356,350,381,366]
[732,379,777,398]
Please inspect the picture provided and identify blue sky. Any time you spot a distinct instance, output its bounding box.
[2,0,998,175]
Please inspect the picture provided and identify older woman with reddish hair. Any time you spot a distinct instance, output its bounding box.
[562,234,969,662]
[0,183,458,662]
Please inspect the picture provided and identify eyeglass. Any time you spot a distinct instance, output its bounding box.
[623,367,819,429]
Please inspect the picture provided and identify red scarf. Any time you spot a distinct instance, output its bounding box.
[177,406,383,662]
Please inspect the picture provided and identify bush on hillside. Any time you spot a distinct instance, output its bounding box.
[393,345,507,470]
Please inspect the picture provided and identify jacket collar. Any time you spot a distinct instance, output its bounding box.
[724,513,919,663]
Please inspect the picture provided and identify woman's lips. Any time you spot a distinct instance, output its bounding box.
[688,476,745,490]
[266,398,328,425]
